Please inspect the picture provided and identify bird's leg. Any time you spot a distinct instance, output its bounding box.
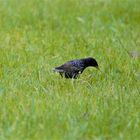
[71,77,75,84]
[59,73,63,78]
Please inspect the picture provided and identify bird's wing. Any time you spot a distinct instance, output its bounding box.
[54,63,81,73]
[68,60,84,71]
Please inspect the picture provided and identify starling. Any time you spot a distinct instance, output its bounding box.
[53,57,99,79]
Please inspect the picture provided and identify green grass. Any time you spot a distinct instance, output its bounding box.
[0,0,140,139]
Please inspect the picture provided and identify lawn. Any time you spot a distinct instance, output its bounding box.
[0,0,140,139]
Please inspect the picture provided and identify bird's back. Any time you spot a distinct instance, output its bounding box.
[67,59,85,70]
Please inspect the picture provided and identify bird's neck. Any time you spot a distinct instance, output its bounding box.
[82,59,92,67]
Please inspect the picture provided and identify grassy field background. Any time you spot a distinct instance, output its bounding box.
[0,0,140,139]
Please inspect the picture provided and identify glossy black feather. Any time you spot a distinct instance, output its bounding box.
[53,57,98,79]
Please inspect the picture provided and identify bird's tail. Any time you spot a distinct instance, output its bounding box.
[53,68,64,73]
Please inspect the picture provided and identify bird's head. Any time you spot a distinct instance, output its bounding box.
[84,57,99,69]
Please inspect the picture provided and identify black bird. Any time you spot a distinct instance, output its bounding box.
[53,57,99,79]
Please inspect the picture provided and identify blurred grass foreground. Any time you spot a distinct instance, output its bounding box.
[0,0,140,140]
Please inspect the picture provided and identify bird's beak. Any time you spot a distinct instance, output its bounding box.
[96,66,101,72]
[96,66,99,70]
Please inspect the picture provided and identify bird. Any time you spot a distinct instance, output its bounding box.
[53,57,99,79]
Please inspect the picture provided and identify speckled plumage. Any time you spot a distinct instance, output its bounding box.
[53,57,99,79]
